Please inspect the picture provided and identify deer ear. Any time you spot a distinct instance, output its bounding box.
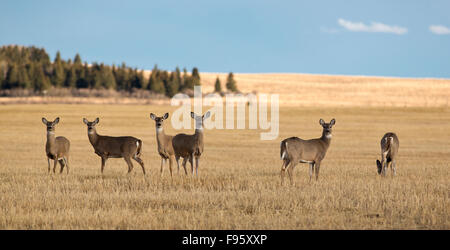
[163,113,169,120]
[203,111,211,120]
[330,119,336,126]
[83,118,88,125]
[94,117,100,124]
[319,119,325,125]
[42,118,48,125]
[53,117,60,124]
[150,113,156,120]
[191,112,195,119]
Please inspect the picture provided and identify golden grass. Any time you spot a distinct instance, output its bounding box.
[199,73,450,107]
[0,104,448,229]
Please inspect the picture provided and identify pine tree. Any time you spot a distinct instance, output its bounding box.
[214,76,222,93]
[65,67,77,88]
[5,64,19,89]
[18,65,31,88]
[166,71,180,97]
[226,72,238,92]
[148,68,165,94]
[34,65,51,91]
[192,67,201,86]
[51,51,65,87]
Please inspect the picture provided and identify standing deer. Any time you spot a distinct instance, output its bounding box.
[280,118,335,185]
[150,113,176,177]
[42,117,70,174]
[172,111,211,176]
[376,132,399,177]
[83,118,145,175]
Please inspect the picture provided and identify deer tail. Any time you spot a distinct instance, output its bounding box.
[136,139,143,157]
[280,140,288,160]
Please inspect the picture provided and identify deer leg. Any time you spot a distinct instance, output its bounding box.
[160,158,165,177]
[101,156,107,174]
[175,155,180,174]
[168,156,173,178]
[287,162,297,186]
[194,157,199,176]
[189,154,195,176]
[64,157,69,174]
[124,157,134,174]
[133,155,146,175]
[309,163,314,182]
[53,158,58,173]
[315,161,321,181]
[280,160,289,186]
[182,158,188,175]
[58,159,65,174]
[47,158,51,173]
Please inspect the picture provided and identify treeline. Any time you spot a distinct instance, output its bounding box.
[0,45,222,97]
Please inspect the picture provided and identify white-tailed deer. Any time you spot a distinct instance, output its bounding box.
[376,132,399,177]
[42,117,70,174]
[280,118,335,185]
[83,118,145,175]
[150,112,176,177]
[172,111,211,176]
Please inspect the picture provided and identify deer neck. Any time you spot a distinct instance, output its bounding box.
[88,128,99,146]
[156,127,167,145]
[321,130,332,145]
[194,128,204,142]
[46,130,56,147]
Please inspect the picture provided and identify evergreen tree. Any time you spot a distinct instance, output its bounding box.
[65,67,77,88]
[148,68,165,94]
[34,65,51,91]
[226,72,238,92]
[192,67,201,86]
[18,65,31,88]
[74,53,82,66]
[5,64,19,89]
[214,76,222,93]
[52,52,65,87]
[166,71,180,97]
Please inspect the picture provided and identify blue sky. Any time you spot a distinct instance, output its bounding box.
[1,0,449,78]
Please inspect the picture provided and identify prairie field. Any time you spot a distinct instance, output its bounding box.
[0,104,448,229]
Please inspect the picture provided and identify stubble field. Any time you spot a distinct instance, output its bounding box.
[0,104,448,229]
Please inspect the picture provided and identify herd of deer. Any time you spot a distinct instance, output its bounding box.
[42,113,399,184]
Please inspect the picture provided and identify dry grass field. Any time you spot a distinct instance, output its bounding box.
[0,104,448,229]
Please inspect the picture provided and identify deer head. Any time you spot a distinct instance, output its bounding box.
[42,117,60,133]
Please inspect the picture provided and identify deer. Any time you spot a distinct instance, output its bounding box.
[172,111,211,177]
[280,118,335,185]
[376,132,399,177]
[83,118,145,175]
[150,112,177,177]
[42,117,71,174]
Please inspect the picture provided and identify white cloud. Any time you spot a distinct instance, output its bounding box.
[338,18,408,35]
[429,25,450,35]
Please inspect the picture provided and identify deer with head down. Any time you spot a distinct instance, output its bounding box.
[42,117,70,174]
[376,132,399,177]
[83,118,145,175]
[172,111,211,176]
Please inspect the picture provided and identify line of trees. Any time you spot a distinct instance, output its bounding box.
[0,45,212,97]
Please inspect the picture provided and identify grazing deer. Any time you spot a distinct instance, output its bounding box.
[172,111,211,176]
[42,117,70,174]
[83,118,145,175]
[280,118,335,185]
[376,132,399,177]
[150,113,176,177]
